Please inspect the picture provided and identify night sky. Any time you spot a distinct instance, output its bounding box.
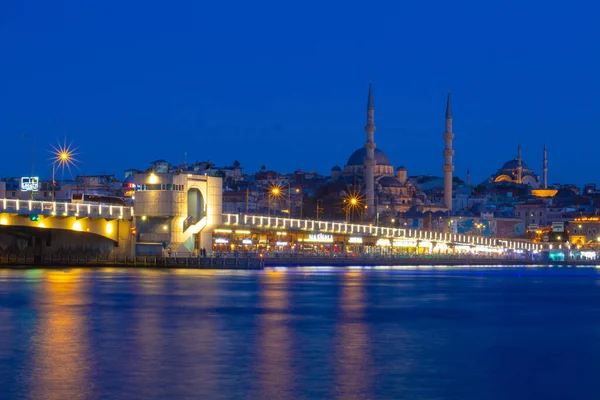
[1,0,598,186]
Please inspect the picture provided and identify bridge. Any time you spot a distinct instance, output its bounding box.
[0,194,542,260]
[0,199,134,258]
[221,213,542,253]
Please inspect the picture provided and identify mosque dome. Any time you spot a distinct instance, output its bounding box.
[500,159,530,170]
[347,148,391,166]
[396,165,406,171]
[331,165,342,172]
[378,176,403,188]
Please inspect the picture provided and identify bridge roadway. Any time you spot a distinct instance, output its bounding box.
[222,213,542,252]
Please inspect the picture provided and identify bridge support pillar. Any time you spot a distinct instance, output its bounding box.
[33,234,43,264]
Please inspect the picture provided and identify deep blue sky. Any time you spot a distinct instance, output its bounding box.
[1,0,598,186]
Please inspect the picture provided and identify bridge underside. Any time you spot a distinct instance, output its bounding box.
[0,214,133,258]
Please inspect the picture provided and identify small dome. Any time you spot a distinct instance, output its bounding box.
[331,165,342,171]
[378,176,403,188]
[396,165,406,171]
[347,148,391,166]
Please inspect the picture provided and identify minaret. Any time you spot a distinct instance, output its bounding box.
[543,144,548,189]
[466,168,471,186]
[443,91,454,210]
[364,82,376,218]
[517,143,523,184]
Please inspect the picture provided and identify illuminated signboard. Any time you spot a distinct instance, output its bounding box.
[241,239,253,245]
[376,238,391,247]
[214,238,229,244]
[552,222,564,233]
[20,177,39,192]
[276,241,288,246]
[307,233,333,243]
[393,239,417,247]
[348,237,363,244]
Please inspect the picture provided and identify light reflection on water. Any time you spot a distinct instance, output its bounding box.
[29,271,90,400]
[0,266,599,399]
[257,270,293,398]
[335,270,371,398]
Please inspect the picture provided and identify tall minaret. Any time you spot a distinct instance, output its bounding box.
[517,143,523,184]
[466,168,471,186]
[543,144,548,189]
[364,82,376,218]
[443,91,454,210]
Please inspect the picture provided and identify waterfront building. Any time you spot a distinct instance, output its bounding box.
[1,177,66,201]
[569,216,600,247]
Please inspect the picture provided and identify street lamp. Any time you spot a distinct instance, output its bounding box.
[343,196,359,222]
[316,199,323,220]
[268,184,282,216]
[50,140,78,201]
[286,182,292,217]
[342,186,364,223]
[295,187,303,218]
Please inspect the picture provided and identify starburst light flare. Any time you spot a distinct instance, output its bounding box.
[49,138,80,177]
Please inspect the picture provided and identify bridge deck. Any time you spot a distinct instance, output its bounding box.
[222,213,541,251]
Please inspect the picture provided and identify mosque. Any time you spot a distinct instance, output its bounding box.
[330,83,454,216]
[489,144,548,189]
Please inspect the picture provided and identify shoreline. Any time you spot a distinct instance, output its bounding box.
[0,255,598,269]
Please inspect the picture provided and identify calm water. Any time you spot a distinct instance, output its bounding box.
[1,266,600,400]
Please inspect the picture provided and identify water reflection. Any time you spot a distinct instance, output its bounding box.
[30,271,91,400]
[170,269,219,398]
[257,270,293,398]
[127,269,167,398]
[335,270,371,398]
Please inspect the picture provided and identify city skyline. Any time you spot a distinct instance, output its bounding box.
[1,1,598,187]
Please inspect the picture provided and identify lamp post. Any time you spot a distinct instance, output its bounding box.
[344,197,358,223]
[22,134,34,199]
[316,199,322,220]
[287,182,291,217]
[51,150,70,201]
[268,186,281,216]
[296,187,302,218]
[51,161,57,201]
[268,192,272,216]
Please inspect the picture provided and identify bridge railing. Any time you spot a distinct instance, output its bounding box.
[0,198,134,220]
[222,213,542,252]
